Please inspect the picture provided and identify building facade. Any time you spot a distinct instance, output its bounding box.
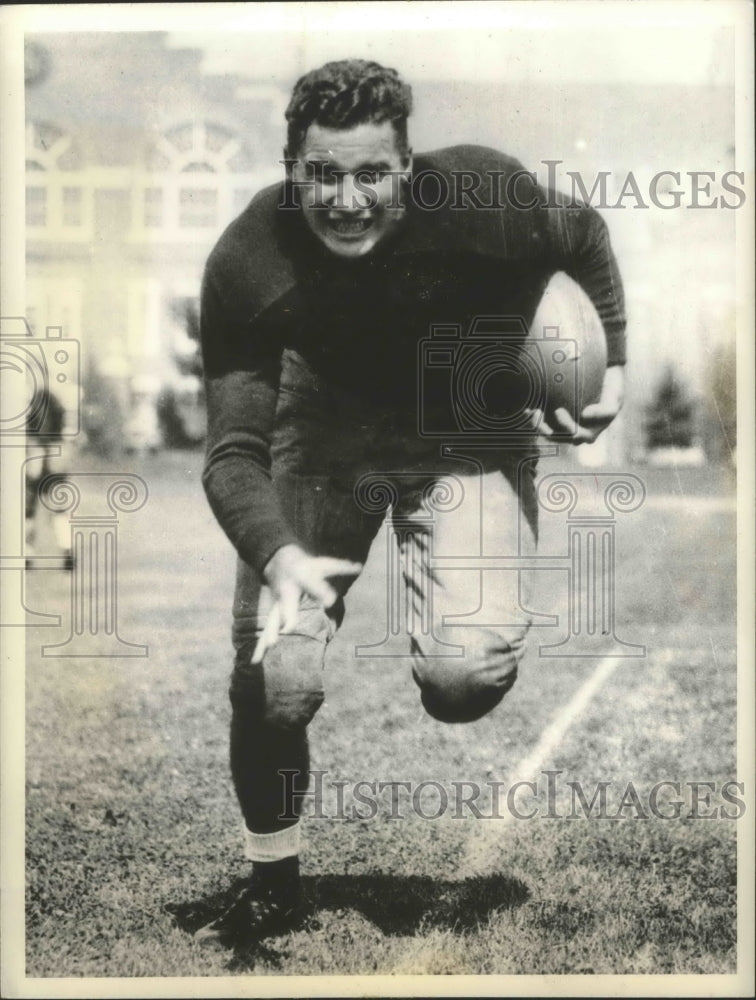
[25,33,286,449]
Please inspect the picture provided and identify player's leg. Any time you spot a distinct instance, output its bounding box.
[395,453,539,723]
[193,561,335,944]
[24,450,48,567]
[197,476,381,945]
[25,446,74,570]
[45,442,75,568]
[228,555,339,837]
[25,474,41,562]
[228,468,382,825]
[198,353,385,944]
[230,355,385,841]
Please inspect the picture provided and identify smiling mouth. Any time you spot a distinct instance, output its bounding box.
[327,216,373,238]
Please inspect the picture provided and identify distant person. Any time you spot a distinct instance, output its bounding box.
[25,386,73,570]
[197,59,626,945]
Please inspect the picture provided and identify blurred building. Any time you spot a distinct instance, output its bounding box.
[25,33,284,451]
[24,32,738,461]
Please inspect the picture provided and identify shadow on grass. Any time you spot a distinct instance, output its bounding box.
[305,872,530,935]
[166,871,529,968]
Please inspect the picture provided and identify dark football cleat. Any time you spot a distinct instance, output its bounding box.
[194,875,302,947]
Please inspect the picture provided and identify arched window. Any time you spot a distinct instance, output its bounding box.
[147,121,255,174]
[25,122,85,229]
[144,121,256,230]
[26,121,83,171]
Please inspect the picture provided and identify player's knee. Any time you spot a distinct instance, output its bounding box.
[413,625,528,724]
[230,633,325,731]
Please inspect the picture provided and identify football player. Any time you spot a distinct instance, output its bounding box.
[196,59,625,944]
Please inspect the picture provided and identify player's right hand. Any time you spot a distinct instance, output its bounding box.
[251,544,362,663]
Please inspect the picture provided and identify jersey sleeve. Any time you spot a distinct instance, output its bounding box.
[542,193,627,366]
[200,255,298,575]
[423,147,627,366]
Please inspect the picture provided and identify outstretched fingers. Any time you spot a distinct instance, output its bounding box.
[307,558,363,607]
[251,601,282,664]
[251,558,362,664]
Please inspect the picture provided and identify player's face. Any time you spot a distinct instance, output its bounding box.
[290,121,411,259]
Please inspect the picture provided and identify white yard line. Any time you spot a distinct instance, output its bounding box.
[643,494,736,512]
[461,654,623,876]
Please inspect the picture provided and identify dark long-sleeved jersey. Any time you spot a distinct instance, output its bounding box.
[201,145,627,573]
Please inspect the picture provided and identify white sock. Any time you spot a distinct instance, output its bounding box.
[243,822,301,862]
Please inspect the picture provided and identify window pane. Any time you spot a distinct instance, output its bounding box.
[26,186,46,227]
[182,162,215,173]
[205,123,234,153]
[62,186,82,226]
[94,189,131,238]
[146,148,171,171]
[179,188,217,227]
[165,125,193,153]
[144,188,163,228]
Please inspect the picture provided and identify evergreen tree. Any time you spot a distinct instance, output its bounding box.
[645,366,696,450]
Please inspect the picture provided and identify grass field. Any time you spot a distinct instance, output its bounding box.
[22,447,741,979]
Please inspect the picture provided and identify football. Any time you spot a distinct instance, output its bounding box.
[528,271,607,425]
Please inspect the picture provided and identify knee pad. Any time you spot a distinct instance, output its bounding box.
[230,633,325,731]
[413,625,528,724]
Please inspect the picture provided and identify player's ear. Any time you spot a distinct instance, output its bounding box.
[282,147,297,178]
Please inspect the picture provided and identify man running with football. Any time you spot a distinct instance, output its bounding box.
[197,59,626,945]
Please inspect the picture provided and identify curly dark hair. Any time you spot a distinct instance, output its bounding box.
[285,59,413,159]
